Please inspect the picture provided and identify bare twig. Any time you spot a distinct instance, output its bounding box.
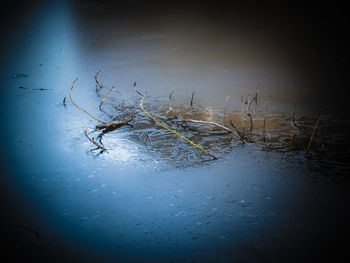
[167,90,175,113]
[84,129,106,152]
[69,79,105,124]
[169,90,174,100]
[95,71,133,105]
[176,118,248,144]
[190,91,195,107]
[248,90,258,112]
[230,120,248,143]
[133,81,144,97]
[97,134,105,148]
[245,89,258,132]
[247,113,253,132]
[94,70,104,89]
[174,119,234,133]
[292,105,302,131]
[99,86,115,109]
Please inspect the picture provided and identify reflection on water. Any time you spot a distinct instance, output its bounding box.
[1,1,349,262]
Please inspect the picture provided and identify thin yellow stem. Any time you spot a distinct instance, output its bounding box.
[95,71,133,105]
[140,95,217,159]
[69,78,105,124]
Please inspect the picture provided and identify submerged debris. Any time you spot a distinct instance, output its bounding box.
[95,118,132,131]
[64,71,350,172]
[139,93,217,160]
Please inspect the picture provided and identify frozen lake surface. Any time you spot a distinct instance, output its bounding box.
[1,1,349,262]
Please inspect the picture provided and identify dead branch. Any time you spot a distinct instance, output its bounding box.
[95,118,133,131]
[230,120,249,143]
[97,133,105,148]
[84,129,106,152]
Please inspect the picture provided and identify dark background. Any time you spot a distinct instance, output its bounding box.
[2,0,349,112]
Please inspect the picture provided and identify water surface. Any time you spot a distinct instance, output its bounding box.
[1,1,349,262]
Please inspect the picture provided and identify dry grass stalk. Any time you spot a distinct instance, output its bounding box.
[175,119,234,133]
[99,86,115,109]
[95,70,133,105]
[69,79,105,124]
[139,93,217,159]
